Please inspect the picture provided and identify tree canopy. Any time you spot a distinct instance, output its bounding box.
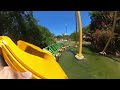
[0,11,55,48]
[89,11,120,54]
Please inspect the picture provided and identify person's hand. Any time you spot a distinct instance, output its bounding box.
[0,66,32,79]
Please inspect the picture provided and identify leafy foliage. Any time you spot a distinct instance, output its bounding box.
[38,25,55,48]
[89,11,114,31]
[83,25,91,34]
[0,11,55,48]
[89,11,120,54]
[70,32,79,41]
[92,30,111,52]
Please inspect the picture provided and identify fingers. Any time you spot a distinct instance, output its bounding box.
[0,66,17,79]
[0,66,32,79]
[18,72,32,79]
[0,67,5,79]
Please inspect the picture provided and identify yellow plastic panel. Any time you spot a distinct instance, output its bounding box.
[0,36,68,79]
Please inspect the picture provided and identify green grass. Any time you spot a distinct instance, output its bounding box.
[63,41,76,46]
[58,45,120,79]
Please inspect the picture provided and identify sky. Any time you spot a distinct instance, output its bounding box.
[33,11,91,36]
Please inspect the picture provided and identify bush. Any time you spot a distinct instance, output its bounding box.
[91,29,116,54]
[83,33,92,42]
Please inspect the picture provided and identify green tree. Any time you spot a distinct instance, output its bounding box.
[83,25,91,35]
[89,11,120,54]
[38,25,55,48]
[89,11,114,31]
[70,32,79,41]
[0,11,55,48]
